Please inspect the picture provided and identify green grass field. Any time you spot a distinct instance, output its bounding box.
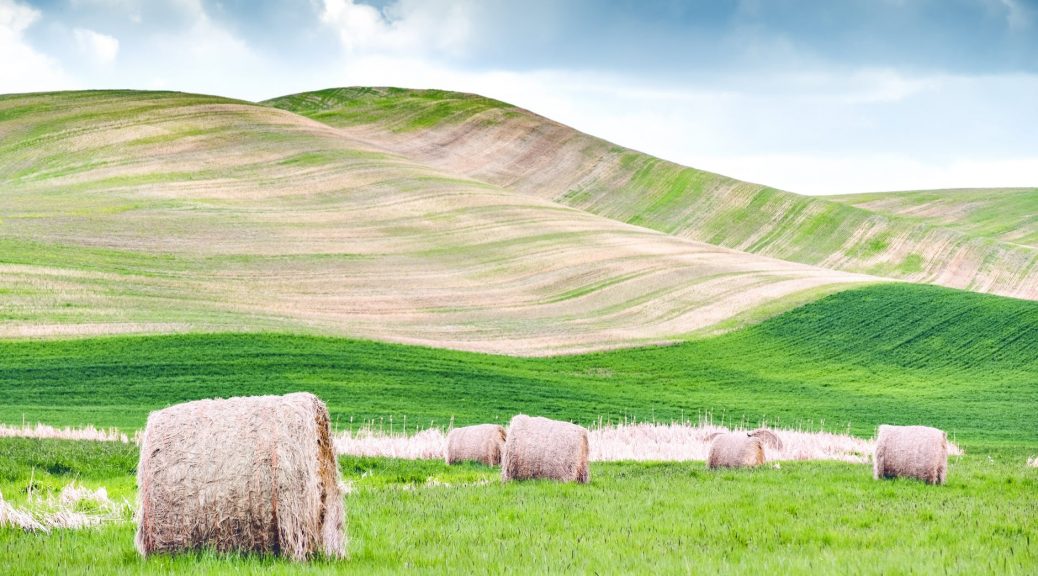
[2,271,1036,575]
[2,284,1034,445]
[1,439,1036,575]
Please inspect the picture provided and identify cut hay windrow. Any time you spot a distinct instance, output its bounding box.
[0,422,130,443]
[707,433,765,469]
[0,483,126,532]
[446,424,506,466]
[331,422,936,464]
[501,415,589,483]
[873,424,948,485]
[334,427,446,460]
[0,490,45,532]
[135,392,345,560]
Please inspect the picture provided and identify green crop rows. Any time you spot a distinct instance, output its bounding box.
[1,284,1034,447]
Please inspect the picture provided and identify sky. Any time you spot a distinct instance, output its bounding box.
[1,0,1036,195]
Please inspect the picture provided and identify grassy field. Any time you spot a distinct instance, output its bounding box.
[3,88,1037,574]
[1,439,1036,575]
[2,241,1035,575]
[268,87,1038,300]
[1,283,1035,446]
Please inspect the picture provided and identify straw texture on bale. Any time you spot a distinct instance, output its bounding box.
[873,424,948,485]
[749,428,784,451]
[703,431,725,443]
[135,392,345,560]
[707,433,765,469]
[502,415,589,483]
[446,424,507,466]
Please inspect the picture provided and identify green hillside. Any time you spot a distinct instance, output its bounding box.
[267,87,1038,301]
[3,283,1035,445]
[831,187,1038,248]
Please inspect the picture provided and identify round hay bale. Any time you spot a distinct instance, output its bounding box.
[707,433,765,469]
[502,415,589,483]
[446,424,507,466]
[702,431,725,443]
[749,428,784,451]
[873,424,948,485]
[135,392,346,560]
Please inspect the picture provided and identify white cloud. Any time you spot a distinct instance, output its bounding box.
[320,0,473,56]
[73,28,120,64]
[998,0,1032,30]
[137,1,267,98]
[2,0,1032,195]
[0,0,75,93]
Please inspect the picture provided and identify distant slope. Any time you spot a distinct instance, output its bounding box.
[2,284,1035,443]
[266,87,1038,300]
[830,187,1038,249]
[0,90,873,355]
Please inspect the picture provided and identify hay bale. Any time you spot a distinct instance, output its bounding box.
[707,433,765,469]
[703,431,725,443]
[749,428,784,451]
[135,392,345,560]
[446,424,507,466]
[501,415,589,483]
[873,424,947,485]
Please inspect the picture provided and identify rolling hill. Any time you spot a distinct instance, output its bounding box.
[0,90,875,355]
[266,87,1038,300]
[830,187,1038,249]
[2,283,1035,443]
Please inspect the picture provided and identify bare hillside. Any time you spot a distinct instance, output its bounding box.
[0,91,874,355]
[266,87,1038,300]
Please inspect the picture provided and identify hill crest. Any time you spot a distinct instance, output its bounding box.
[266,87,1038,301]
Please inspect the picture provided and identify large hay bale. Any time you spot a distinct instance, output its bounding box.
[873,424,948,485]
[707,433,765,469]
[446,424,506,466]
[749,428,784,451]
[502,415,589,483]
[135,392,346,560]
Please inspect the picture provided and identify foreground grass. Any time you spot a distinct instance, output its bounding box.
[1,284,1035,445]
[1,439,1036,575]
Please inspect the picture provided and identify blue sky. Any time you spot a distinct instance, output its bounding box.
[1,0,1036,194]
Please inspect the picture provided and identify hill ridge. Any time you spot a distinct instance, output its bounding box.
[266,87,1038,301]
[0,89,874,355]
